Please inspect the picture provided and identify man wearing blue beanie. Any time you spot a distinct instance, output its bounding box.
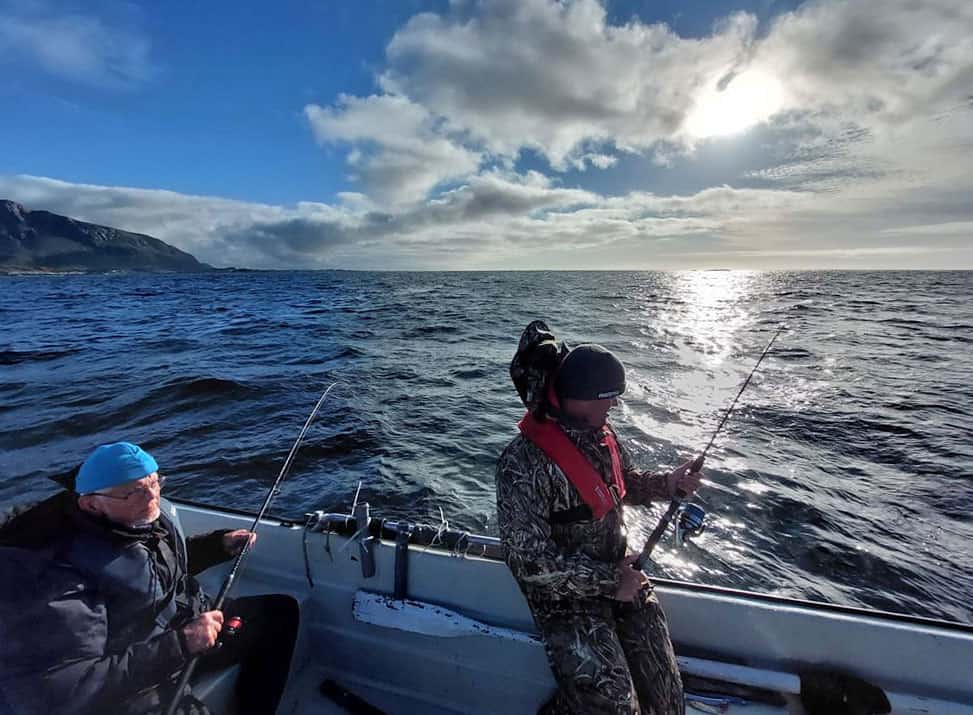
[75,442,165,526]
[0,442,297,715]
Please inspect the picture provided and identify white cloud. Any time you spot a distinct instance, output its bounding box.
[729,0,973,192]
[304,0,972,220]
[372,0,969,164]
[305,94,481,204]
[0,1,156,88]
[753,0,973,126]
[378,0,757,165]
[8,170,968,271]
[881,221,973,237]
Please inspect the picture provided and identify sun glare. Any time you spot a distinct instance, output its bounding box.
[685,70,785,139]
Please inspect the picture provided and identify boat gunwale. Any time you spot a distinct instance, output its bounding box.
[170,495,973,636]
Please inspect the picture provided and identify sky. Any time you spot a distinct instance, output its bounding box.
[1,0,972,270]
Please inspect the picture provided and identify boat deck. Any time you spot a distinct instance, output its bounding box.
[281,664,793,715]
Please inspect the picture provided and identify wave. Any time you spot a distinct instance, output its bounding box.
[451,367,492,380]
[0,348,80,365]
[403,324,461,337]
[152,376,257,401]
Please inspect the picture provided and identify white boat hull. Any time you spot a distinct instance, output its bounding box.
[174,500,973,715]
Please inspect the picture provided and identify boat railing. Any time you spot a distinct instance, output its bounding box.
[304,509,504,561]
[170,497,973,635]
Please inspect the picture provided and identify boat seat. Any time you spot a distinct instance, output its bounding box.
[194,664,240,715]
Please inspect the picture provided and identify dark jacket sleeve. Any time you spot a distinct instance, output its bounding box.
[496,443,619,600]
[185,529,232,575]
[0,549,187,715]
[617,439,672,506]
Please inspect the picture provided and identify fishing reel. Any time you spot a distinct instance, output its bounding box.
[674,502,707,547]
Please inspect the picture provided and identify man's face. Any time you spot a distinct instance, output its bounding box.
[561,397,618,429]
[80,472,163,527]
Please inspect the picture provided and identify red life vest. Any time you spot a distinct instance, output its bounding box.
[518,412,626,520]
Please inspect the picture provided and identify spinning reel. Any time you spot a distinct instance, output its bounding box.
[674,502,707,547]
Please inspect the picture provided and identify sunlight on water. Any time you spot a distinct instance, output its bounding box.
[738,480,772,495]
[627,270,760,451]
[663,269,756,364]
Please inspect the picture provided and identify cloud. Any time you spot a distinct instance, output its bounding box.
[0,1,156,88]
[732,0,973,191]
[305,94,482,204]
[753,0,973,125]
[299,0,766,199]
[378,0,757,166]
[5,169,972,269]
[880,221,973,238]
[12,171,963,271]
[302,0,972,216]
[374,0,969,162]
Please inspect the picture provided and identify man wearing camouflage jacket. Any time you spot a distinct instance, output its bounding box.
[497,322,702,714]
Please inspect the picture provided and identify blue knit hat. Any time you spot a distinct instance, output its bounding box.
[76,442,159,495]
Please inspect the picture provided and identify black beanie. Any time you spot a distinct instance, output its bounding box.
[554,344,626,401]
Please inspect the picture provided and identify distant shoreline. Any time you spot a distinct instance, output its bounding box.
[2,267,970,276]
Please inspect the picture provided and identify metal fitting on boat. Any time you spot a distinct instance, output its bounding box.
[393,521,413,599]
[352,502,376,578]
[305,510,325,531]
[353,501,371,532]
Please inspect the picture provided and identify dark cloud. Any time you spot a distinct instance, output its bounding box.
[226,218,354,262]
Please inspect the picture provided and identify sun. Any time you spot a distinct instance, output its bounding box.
[685,70,785,139]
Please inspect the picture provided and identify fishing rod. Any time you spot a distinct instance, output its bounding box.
[164,383,338,715]
[634,325,786,570]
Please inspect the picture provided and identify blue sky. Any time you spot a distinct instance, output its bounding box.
[2,0,972,269]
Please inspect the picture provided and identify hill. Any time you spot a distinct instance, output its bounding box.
[0,200,212,273]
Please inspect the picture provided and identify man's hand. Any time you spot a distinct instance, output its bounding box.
[222,529,256,556]
[613,554,649,602]
[181,611,224,654]
[666,458,704,499]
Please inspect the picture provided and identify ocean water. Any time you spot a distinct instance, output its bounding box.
[1,270,970,623]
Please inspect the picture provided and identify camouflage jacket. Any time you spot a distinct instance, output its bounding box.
[496,421,671,607]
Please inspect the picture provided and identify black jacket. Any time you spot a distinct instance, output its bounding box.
[0,491,231,715]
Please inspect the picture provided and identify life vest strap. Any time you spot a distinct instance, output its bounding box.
[518,412,626,520]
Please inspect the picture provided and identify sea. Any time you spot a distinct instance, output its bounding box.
[1,270,970,624]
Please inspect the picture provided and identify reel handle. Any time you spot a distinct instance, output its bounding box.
[215,615,243,650]
[224,616,243,637]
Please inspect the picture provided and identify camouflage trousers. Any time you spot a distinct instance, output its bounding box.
[533,588,684,715]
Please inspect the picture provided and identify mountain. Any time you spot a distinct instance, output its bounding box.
[0,200,213,273]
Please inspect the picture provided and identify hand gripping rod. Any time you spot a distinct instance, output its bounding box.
[634,325,785,570]
[164,383,337,715]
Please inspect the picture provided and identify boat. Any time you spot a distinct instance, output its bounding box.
[175,496,973,715]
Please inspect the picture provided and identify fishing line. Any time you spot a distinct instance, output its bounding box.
[634,325,786,570]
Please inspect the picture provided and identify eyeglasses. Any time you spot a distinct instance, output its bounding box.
[94,474,167,501]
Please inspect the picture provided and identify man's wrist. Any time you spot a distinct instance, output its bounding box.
[174,624,193,660]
